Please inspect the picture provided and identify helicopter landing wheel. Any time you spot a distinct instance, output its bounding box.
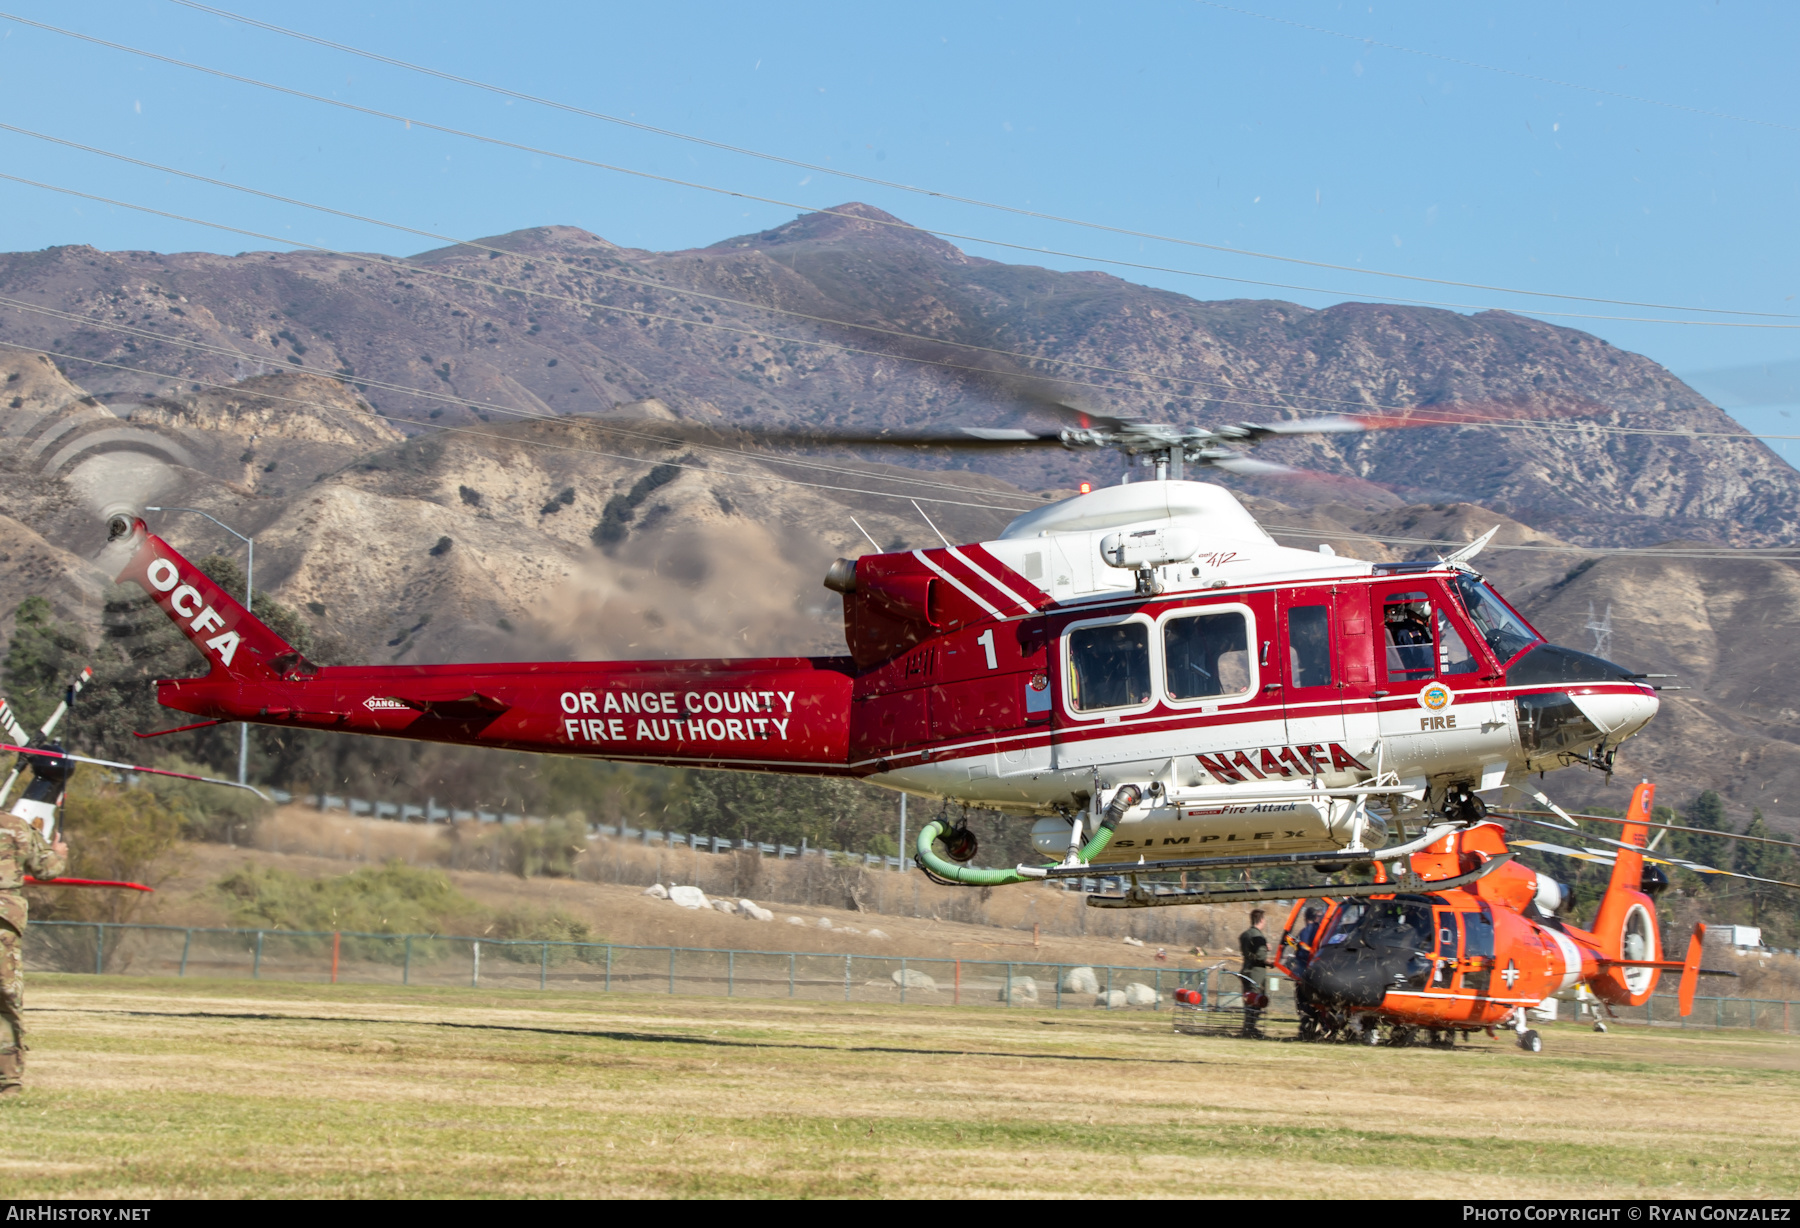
[1518,1029,1542,1053]
[1360,1021,1382,1046]
[1593,1020,1608,1034]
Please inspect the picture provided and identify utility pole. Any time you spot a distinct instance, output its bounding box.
[145,507,254,786]
[899,793,907,871]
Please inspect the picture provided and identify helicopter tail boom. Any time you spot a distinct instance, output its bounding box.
[115,518,857,770]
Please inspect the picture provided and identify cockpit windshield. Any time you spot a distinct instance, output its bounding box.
[1453,574,1540,664]
[1356,901,1435,952]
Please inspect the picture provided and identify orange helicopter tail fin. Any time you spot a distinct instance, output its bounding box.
[1678,923,1707,1017]
[1601,780,1655,907]
[1587,781,1662,1006]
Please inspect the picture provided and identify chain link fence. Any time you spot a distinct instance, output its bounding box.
[20,921,1796,1030]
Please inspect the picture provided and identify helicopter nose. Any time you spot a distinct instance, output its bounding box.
[1302,947,1390,1009]
[1568,686,1660,744]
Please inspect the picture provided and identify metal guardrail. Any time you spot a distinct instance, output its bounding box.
[20,921,1796,1030]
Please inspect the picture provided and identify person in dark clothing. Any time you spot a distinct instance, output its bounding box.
[1287,905,1325,1039]
[1238,908,1270,1038]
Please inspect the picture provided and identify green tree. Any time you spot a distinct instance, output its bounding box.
[1676,790,1732,872]
[2,595,89,733]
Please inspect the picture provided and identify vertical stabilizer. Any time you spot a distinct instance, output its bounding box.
[1589,781,1662,1005]
[113,518,301,679]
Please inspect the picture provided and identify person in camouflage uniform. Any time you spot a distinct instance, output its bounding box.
[0,811,66,1095]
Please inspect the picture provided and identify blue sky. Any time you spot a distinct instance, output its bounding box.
[2,1,1796,451]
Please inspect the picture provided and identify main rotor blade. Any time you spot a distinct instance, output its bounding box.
[1510,830,1800,892]
[1207,454,1299,476]
[1231,414,1381,440]
[0,742,271,800]
[593,417,1072,450]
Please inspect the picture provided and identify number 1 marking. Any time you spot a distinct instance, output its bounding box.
[976,628,998,670]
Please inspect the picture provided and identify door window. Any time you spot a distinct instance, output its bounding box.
[1066,621,1151,712]
[1436,609,1479,675]
[1164,610,1252,700]
[1286,604,1333,688]
[1382,592,1436,682]
[1463,905,1496,995]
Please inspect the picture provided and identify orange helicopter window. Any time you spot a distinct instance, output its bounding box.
[1436,912,1461,956]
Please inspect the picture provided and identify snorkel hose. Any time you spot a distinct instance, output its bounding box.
[912,784,1143,885]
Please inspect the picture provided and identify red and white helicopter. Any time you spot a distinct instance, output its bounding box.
[92,408,1670,909]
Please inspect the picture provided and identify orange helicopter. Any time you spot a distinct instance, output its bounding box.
[1270,782,1738,1052]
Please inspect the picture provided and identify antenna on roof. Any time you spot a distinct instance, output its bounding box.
[910,500,952,549]
[848,516,881,552]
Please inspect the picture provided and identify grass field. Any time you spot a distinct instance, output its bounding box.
[1,975,1796,1199]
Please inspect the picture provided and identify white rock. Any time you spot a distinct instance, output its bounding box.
[738,900,774,922]
[865,929,889,940]
[1060,966,1100,995]
[838,925,862,935]
[642,883,669,899]
[1124,981,1159,1007]
[1098,990,1127,1009]
[1122,935,1145,947]
[815,916,834,930]
[711,899,737,914]
[667,885,708,910]
[893,968,936,991]
[999,975,1039,1005]
[786,916,807,926]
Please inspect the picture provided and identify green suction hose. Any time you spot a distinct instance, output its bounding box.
[914,818,1036,885]
[912,784,1142,884]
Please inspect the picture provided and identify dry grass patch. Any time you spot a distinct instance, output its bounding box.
[0,975,1795,1198]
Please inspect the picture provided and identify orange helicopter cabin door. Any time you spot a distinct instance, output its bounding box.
[1460,903,1496,998]
[1276,588,1347,751]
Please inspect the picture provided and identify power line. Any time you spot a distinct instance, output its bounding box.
[0,339,1044,516]
[161,0,1800,319]
[10,167,1800,454]
[1263,525,1800,561]
[1195,0,1800,137]
[6,10,1795,329]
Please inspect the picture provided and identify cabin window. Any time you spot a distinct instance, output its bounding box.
[1383,592,1437,681]
[1436,609,1479,675]
[1066,621,1152,711]
[1286,604,1333,688]
[1164,611,1251,700]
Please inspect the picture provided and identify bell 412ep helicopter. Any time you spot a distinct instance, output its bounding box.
[104,408,1663,907]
